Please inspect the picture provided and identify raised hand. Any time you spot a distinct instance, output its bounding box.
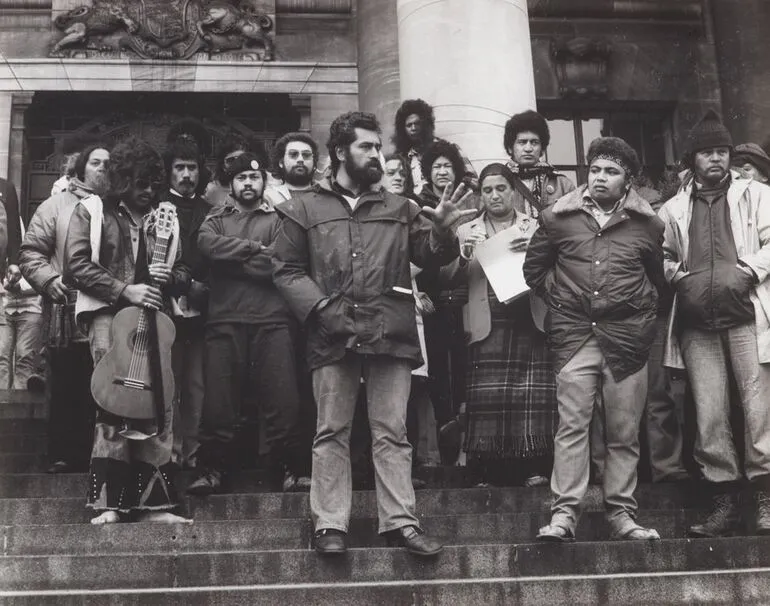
[421,183,478,233]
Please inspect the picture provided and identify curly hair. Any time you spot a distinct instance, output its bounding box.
[503,110,551,155]
[383,152,415,197]
[326,111,381,174]
[106,137,164,203]
[73,142,110,182]
[270,132,319,179]
[392,99,435,155]
[420,139,464,191]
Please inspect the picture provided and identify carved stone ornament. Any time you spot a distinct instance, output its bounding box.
[51,0,275,61]
[550,38,612,98]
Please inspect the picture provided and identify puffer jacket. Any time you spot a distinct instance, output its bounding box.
[523,186,665,381]
[64,199,188,316]
[272,179,460,370]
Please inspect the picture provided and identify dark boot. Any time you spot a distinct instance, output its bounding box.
[688,487,741,538]
[755,491,770,535]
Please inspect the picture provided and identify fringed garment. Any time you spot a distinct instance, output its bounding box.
[464,288,558,460]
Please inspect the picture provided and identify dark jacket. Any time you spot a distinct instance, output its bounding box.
[198,197,291,326]
[523,186,665,381]
[64,199,188,316]
[0,177,19,270]
[272,180,460,370]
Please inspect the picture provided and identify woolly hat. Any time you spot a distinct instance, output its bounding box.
[225,152,265,180]
[684,110,733,158]
[586,136,640,177]
[504,110,551,152]
[732,142,770,179]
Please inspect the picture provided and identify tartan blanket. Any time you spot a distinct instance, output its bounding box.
[464,294,558,459]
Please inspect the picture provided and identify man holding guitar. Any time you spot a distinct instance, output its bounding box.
[65,137,191,524]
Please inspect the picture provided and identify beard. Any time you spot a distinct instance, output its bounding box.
[232,187,262,206]
[344,152,383,189]
[86,172,110,195]
[284,166,313,187]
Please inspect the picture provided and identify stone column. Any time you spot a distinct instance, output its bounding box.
[0,92,12,179]
[710,0,770,144]
[356,0,400,146]
[397,0,536,169]
[9,93,33,197]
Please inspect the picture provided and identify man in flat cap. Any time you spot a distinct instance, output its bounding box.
[524,136,665,542]
[659,110,770,537]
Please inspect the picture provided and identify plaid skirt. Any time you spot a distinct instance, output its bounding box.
[465,291,558,459]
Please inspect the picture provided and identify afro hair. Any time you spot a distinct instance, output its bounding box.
[503,110,551,154]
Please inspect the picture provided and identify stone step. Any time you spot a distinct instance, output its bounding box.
[0,485,704,525]
[2,537,769,591]
[0,419,46,435]
[0,510,707,556]
[0,454,49,473]
[3,567,769,606]
[0,391,47,420]
[0,434,47,454]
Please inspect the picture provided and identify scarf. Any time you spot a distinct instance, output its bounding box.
[505,160,556,217]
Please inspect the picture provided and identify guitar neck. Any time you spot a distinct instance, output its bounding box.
[148,234,171,288]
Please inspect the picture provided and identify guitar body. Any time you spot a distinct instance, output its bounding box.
[91,307,176,421]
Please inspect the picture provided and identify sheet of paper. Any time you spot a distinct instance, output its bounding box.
[473,225,531,304]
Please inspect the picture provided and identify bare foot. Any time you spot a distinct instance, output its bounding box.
[91,511,121,525]
[138,511,193,524]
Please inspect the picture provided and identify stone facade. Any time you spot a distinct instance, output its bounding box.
[0,0,758,217]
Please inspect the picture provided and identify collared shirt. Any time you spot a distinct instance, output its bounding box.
[582,191,627,228]
[117,201,142,259]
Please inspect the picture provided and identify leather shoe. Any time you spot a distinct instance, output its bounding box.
[385,525,443,557]
[314,528,347,555]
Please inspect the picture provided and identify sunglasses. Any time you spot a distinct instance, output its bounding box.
[287,150,314,160]
[134,177,164,191]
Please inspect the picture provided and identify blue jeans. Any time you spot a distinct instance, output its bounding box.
[311,353,419,534]
[681,323,770,483]
[0,311,43,390]
[551,337,648,535]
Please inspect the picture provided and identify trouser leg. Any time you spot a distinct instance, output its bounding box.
[12,311,43,390]
[680,328,740,483]
[310,354,361,532]
[551,338,602,533]
[364,355,420,534]
[602,361,648,533]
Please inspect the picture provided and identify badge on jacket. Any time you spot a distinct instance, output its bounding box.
[546,184,555,194]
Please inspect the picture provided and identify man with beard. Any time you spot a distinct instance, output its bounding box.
[163,133,212,469]
[188,153,309,495]
[19,142,109,474]
[660,111,770,537]
[273,111,475,556]
[65,137,189,524]
[264,132,319,206]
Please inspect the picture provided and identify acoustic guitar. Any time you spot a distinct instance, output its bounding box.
[90,202,177,429]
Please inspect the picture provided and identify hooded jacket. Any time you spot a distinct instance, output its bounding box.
[659,171,770,368]
[272,179,459,370]
[523,186,665,381]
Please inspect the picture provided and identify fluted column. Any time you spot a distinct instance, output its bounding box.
[397,0,536,169]
[356,0,400,145]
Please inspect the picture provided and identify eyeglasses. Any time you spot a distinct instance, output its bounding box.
[134,178,164,191]
[286,150,314,160]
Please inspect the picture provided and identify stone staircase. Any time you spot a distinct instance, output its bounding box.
[1,406,770,604]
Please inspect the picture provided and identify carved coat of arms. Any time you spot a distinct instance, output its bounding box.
[51,0,275,61]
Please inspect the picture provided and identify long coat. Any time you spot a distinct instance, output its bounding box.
[658,172,770,368]
[272,180,459,371]
[523,186,665,381]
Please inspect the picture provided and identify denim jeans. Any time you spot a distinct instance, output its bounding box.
[551,337,648,535]
[311,353,420,534]
[681,323,770,483]
[0,311,43,389]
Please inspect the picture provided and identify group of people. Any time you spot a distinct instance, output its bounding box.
[2,95,769,556]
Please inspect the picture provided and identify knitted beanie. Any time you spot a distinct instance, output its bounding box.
[685,110,733,158]
[586,136,640,177]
